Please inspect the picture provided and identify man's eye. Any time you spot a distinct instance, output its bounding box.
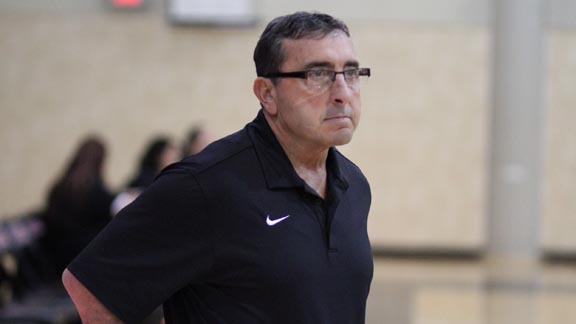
[308,70,328,78]
[344,69,359,77]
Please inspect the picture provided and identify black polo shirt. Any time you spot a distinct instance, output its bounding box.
[68,110,373,324]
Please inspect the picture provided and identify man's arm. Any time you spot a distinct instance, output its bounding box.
[62,269,123,324]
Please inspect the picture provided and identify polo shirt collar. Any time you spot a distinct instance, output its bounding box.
[247,110,349,192]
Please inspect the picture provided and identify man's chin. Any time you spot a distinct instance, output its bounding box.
[331,131,354,147]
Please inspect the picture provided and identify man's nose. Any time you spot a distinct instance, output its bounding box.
[330,74,352,104]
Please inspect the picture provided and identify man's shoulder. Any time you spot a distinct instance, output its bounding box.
[167,128,254,176]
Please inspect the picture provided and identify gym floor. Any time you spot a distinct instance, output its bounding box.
[366,258,576,324]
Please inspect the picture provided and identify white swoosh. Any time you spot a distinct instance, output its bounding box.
[266,214,290,226]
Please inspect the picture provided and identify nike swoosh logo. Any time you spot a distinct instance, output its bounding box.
[266,214,290,226]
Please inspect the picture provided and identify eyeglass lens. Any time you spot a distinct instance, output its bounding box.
[306,69,364,91]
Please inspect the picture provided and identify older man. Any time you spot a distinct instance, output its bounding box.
[63,11,372,324]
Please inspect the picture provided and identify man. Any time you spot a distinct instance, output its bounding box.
[63,11,373,324]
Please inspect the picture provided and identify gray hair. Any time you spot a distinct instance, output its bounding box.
[253,12,350,79]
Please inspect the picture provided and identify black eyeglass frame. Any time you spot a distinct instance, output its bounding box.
[260,68,371,81]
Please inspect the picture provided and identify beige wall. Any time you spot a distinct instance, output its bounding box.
[0,9,574,252]
[542,30,576,252]
[346,25,488,249]
[0,12,260,211]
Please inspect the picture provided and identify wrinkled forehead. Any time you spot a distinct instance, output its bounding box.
[279,31,358,69]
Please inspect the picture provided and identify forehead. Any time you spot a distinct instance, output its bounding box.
[280,31,358,70]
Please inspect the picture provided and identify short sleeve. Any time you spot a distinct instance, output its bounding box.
[68,165,213,323]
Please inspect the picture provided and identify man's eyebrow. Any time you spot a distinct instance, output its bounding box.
[303,60,360,70]
[303,62,333,70]
[345,61,360,68]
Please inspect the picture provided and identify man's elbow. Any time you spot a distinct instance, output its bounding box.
[62,268,74,291]
[62,268,123,323]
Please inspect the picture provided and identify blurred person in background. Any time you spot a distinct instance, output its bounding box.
[181,125,213,158]
[42,135,114,276]
[127,136,180,189]
[111,136,180,215]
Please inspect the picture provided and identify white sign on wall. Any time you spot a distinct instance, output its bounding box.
[167,0,256,25]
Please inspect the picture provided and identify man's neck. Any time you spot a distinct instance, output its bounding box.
[265,114,329,198]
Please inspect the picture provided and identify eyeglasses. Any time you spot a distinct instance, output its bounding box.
[261,68,371,92]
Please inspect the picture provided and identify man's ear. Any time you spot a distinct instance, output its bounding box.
[253,78,277,116]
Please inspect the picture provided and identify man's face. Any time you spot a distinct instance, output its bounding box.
[271,31,362,150]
